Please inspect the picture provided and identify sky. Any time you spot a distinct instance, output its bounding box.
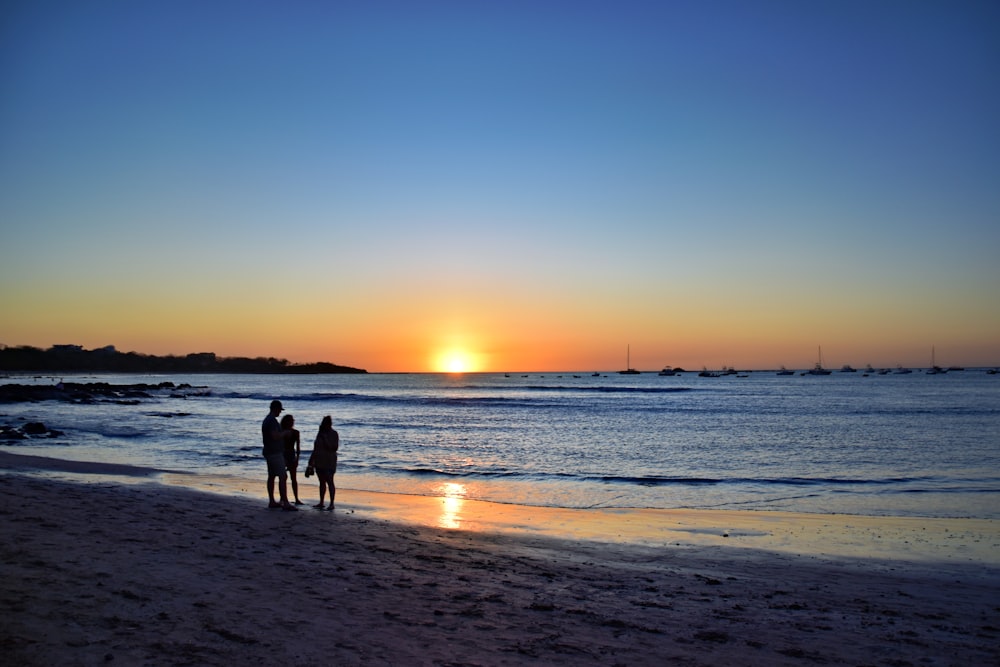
[2,0,998,372]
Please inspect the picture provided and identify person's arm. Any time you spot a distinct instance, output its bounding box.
[309,433,321,466]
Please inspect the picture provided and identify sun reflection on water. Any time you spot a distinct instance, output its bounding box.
[436,482,467,529]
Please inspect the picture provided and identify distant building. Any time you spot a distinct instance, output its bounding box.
[187,352,218,367]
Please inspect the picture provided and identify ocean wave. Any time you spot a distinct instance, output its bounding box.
[292,393,564,410]
[229,390,698,414]
[336,465,999,491]
[585,474,945,487]
[452,384,695,395]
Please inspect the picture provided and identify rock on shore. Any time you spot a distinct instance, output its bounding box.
[0,381,206,404]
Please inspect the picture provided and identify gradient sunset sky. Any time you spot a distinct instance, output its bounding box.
[2,1,998,372]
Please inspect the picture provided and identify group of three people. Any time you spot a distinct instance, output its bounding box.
[262,399,339,511]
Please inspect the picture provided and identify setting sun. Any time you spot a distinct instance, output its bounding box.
[434,349,481,374]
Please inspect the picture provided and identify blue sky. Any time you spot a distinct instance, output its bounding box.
[2,1,998,371]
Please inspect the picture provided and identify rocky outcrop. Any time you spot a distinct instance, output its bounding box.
[0,421,64,440]
[0,381,206,404]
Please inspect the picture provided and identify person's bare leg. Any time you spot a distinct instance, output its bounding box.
[314,480,326,508]
[267,475,280,508]
[290,470,302,504]
[279,476,296,510]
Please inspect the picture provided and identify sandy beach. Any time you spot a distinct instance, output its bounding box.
[1,452,997,666]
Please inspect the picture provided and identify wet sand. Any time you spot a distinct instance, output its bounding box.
[1,451,997,665]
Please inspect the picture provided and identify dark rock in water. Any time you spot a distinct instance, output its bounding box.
[0,426,26,440]
[0,381,208,404]
[0,422,63,439]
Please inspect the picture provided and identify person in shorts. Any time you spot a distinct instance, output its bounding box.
[262,400,296,511]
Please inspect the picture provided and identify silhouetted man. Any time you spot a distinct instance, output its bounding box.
[262,399,296,510]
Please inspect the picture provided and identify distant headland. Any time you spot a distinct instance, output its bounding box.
[0,344,366,374]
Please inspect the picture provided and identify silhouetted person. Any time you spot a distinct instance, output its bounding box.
[280,413,303,505]
[309,415,339,510]
[262,400,296,511]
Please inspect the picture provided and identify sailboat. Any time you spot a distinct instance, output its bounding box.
[618,345,640,374]
[805,346,831,375]
[926,346,946,375]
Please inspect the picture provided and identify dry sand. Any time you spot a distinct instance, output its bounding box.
[1,451,997,666]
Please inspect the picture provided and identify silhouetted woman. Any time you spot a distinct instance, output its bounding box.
[280,414,303,505]
[309,415,339,510]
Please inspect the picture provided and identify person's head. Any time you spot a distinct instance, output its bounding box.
[280,414,294,428]
[269,399,283,415]
[320,415,333,431]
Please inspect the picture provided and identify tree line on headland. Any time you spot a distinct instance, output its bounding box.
[0,345,366,374]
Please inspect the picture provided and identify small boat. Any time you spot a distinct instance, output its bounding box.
[805,347,831,375]
[618,345,640,374]
[698,367,720,377]
[839,365,857,373]
[894,365,912,374]
[864,364,876,374]
[776,365,795,376]
[658,366,677,376]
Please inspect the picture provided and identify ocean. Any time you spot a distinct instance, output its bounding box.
[2,370,998,519]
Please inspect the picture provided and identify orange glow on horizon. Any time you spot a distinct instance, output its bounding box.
[3,290,997,373]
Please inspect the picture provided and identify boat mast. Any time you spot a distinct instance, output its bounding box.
[619,344,640,374]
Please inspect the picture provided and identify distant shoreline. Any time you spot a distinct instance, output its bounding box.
[0,344,366,374]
